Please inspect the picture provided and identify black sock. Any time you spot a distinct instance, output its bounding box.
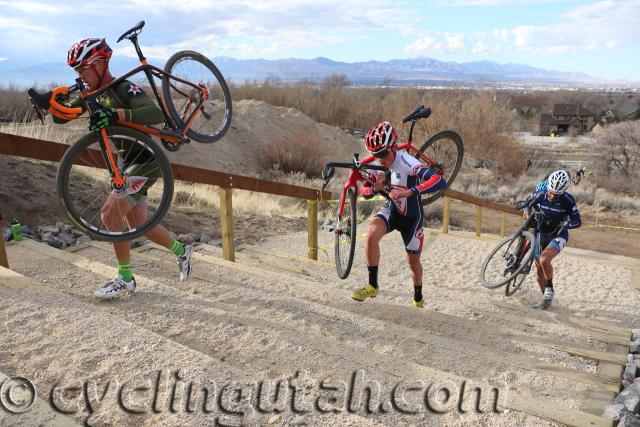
[368,266,378,288]
[414,285,422,302]
[545,279,553,289]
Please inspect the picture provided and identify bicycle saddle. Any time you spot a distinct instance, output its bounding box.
[117,21,145,42]
[402,105,431,123]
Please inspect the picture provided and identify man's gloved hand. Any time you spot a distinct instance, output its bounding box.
[89,107,119,132]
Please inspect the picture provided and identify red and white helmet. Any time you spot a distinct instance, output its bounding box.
[67,38,112,69]
[365,121,397,155]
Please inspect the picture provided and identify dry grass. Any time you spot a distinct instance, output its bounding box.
[231,78,524,175]
[0,115,85,144]
[171,180,311,217]
[257,130,326,177]
[0,87,36,121]
[2,80,638,223]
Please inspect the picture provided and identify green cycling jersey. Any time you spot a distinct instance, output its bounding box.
[53,80,163,125]
[54,80,164,202]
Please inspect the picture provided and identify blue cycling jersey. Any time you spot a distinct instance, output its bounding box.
[524,188,581,235]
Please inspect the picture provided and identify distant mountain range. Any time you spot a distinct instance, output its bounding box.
[0,55,611,88]
[212,56,597,85]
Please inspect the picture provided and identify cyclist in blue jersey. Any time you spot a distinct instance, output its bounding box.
[351,121,446,308]
[523,170,581,309]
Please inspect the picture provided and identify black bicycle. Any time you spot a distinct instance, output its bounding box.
[479,198,568,296]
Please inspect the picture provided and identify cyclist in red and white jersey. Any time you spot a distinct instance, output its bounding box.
[352,121,446,308]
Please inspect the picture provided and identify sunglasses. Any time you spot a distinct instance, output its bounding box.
[373,149,390,159]
[547,190,562,199]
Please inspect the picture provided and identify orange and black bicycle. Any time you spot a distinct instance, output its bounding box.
[27,21,232,241]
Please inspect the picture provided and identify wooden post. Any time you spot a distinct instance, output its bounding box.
[476,206,483,237]
[0,233,8,269]
[307,200,318,260]
[500,212,506,238]
[219,187,235,262]
[442,196,450,234]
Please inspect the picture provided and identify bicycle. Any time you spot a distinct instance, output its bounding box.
[321,105,464,279]
[27,21,232,241]
[479,198,569,296]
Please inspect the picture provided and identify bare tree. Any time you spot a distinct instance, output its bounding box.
[593,121,640,195]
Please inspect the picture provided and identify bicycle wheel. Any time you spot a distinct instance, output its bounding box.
[162,50,232,143]
[504,262,531,296]
[335,188,357,279]
[57,126,174,241]
[416,130,464,206]
[479,231,534,289]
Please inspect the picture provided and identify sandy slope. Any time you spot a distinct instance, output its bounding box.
[1,225,638,426]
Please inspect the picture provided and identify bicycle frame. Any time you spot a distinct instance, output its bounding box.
[324,157,387,218]
[80,61,208,142]
[516,208,565,264]
[61,58,209,190]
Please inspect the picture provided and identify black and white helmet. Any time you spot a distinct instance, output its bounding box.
[547,170,570,194]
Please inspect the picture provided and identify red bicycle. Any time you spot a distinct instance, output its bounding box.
[321,105,464,279]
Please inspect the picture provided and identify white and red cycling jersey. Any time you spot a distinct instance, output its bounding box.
[360,151,446,216]
[360,151,446,254]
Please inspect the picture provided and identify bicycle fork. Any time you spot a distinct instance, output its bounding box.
[97,128,127,191]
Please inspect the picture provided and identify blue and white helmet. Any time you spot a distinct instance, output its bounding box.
[547,170,570,194]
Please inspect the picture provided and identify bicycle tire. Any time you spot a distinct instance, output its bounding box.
[57,126,174,241]
[479,231,535,289]
[162,50,232,143]
[416,130,464,206]
[505,266,530,296]
[335,188,357,279]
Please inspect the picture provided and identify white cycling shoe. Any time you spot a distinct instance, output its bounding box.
[95,275,136,299]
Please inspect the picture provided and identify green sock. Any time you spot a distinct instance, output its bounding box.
[118,260,133,282]
[168,239,185,257]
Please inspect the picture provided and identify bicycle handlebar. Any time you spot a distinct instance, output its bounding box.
[27,81,92,123]
[324,161,387,172]
[321,158,389,192]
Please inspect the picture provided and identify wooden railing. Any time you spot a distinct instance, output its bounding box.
[442,189,520,237]
[0,132,331,265]
[0,131,539,267]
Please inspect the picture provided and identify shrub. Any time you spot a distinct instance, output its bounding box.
[257,130,326,178]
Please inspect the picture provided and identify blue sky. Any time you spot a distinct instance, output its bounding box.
[0,0,638,81]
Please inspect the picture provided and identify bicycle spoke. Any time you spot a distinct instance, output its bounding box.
[60,130,173,240]
[481,231,535,288]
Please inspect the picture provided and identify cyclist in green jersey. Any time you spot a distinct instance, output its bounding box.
[56,38,193,299]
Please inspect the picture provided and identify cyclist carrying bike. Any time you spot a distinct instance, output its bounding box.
[352,121,446,308]
[54,38,193,299]
[523,169,581,309]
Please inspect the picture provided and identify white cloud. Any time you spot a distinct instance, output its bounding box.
[492,29,510,42]
[445,33,465,50]
[434,0,558,5]
[0,57,8,61]
[0,1,67,13]
[405,36,440,54]
[0,16,56,34]
[405,32,465,54]
[472,41,488,55]
[509,0,640,54]
[109,0,418,58]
